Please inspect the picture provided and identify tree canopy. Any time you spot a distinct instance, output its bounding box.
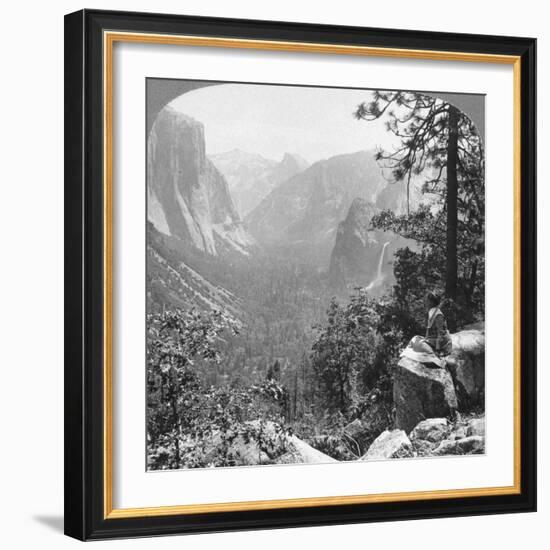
[355,91,484,321]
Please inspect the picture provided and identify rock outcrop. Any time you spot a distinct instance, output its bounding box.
[446,325,485,409]
[433,435,485,456]
[148,106,254,256]
[393,357,458,434]
[362,429,413,460]
[407,413,485,457]
[467,417,485,437]
[328,198,382,288]
[279,435,338,464]
[328,197,419,294]
[393,325,485,434]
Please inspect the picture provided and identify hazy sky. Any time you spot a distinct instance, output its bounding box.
[170,83,400,163]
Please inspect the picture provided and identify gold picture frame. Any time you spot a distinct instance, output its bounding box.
[65,9,536,540]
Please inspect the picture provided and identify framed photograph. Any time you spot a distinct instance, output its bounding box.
[64,9,536,540]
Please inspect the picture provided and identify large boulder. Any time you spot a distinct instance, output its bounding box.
[393,357,458,433]
[446,327,485,410]
[362,429,413,460]
[304,434,357,461]
[278,435,338,464]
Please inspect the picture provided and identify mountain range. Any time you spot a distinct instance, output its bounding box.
[210,149,309,216]
[245,150,389,266]
[147,105,423,313]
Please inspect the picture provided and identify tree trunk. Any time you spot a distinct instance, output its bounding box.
[446,106,459,310]
[293,369,298,421]
[169,392,181,467]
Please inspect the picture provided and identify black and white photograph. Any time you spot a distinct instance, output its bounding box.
[0,0,543,545]
[146,79,486,471]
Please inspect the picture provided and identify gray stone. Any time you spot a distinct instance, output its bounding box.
[393,357,458,433]
[412,438,436,457]
[277,435,338,465]
[450,427,468,440]
[467,417,486,437]
[446,329,485,410]
[410,418,449,443]
[362,429,413,460]
[462,321,485,332]
[433,435,485,456]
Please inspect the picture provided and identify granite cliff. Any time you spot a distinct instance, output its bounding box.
[147,106,253,257]
[246,150,387,266]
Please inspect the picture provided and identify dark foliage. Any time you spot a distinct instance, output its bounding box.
[355,91,485,317]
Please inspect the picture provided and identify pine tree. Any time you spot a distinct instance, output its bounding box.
[355,92,483,309]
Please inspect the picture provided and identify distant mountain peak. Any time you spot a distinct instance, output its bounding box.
[209,149,308,217]
[245,149,387,266]
[281,151,306,162]
[279,152,309,171]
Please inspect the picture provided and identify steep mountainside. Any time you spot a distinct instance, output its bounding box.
[268,152,309,187]
[328,198,415,294]
[147,223,242,320]
[328,199,383,288]
[375,178,425,215]
[210,149,309,216]
[246,151,387,266]
[147,107,253,256]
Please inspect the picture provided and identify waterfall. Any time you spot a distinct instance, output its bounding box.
[376,241,390,281]
[365,242,390,291]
